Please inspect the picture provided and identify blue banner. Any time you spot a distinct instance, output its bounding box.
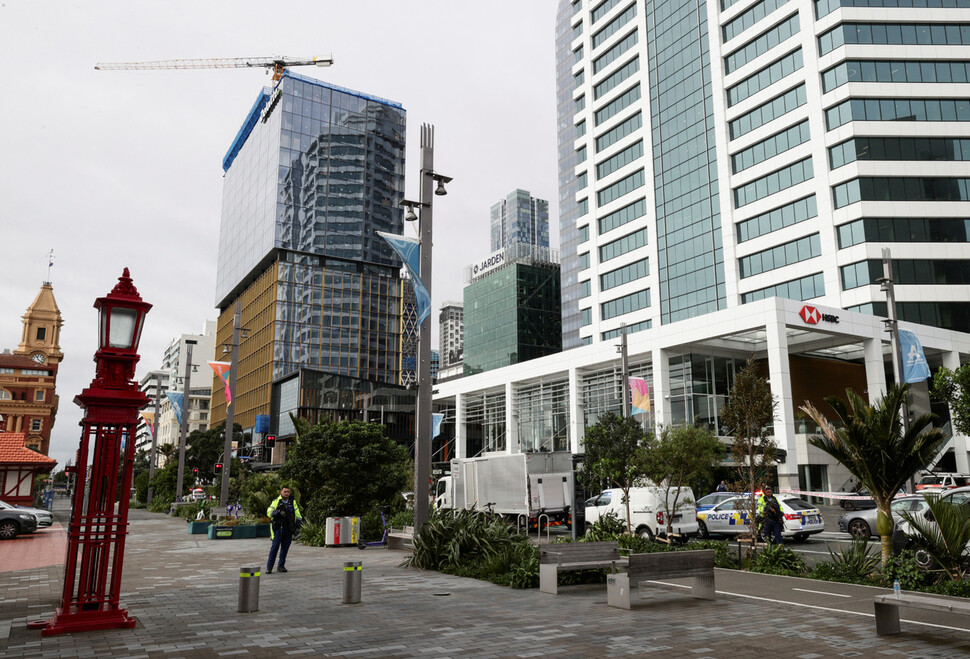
[899,330,931,383]
[378,232,431,325]
[166,391,184,425]
[432,413,444,439]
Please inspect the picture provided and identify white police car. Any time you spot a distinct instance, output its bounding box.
[696,494,824,541]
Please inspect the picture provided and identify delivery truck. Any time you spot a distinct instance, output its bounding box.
[434,453,575,527]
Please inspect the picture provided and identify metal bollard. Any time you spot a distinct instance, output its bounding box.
[238,566,260,613]
[342,561,362,604]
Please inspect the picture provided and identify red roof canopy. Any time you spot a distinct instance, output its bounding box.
[0,432,57,467]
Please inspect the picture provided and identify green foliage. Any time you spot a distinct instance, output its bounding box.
[879,550,932,591]
[580,412,651,533]
[359,511,385,542]
[923,579,970,597]
[749,543,808,576]
[581,511,627,541]
[171,502,203,519]
[134,471,150,504]
[279,420,409,518]
[148,462,178,505]
[388,509,414,529]
[932,364,970,437]
[721,358,777,537]
[185,423,243,485]
[147,498,171,513]
[403,509,539,587]
[644,424,723,535]
[808,538,881,584]
[900,494,970,581]
[238,472,279,520]
[801,383,946,565]
[298,519,328,547]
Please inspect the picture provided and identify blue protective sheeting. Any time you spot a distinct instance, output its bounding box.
[222,89,271,172]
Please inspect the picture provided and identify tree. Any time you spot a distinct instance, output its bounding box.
[278,419,410,519]
[186,422,242,483]
[580,412,650,534]
[801,384,946,565]
[901,494,970,581]
[720,358,777,540]
[644,423,723,538]
[931,363,970,436]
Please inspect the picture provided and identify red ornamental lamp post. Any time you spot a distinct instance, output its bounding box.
[37,268,152,636]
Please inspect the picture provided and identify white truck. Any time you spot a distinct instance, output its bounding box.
[585,484,698,541]
[434,453,575,527]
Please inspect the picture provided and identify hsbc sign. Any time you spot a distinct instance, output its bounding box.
[799,305,839,325]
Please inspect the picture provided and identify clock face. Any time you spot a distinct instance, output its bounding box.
[31,353,45,364]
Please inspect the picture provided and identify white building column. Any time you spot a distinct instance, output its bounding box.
[863,337,888,403]
[943,350,970,474]
[454,393,465,459]
[505,381,517,454]
[766,312,797,490]
[568,367,583,453]
[651,347,670,427]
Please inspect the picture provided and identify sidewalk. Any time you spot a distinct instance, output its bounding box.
[1,499,969,658]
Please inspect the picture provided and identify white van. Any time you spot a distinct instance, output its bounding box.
[584,485,698,540]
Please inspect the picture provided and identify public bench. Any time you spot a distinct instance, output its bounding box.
[606,549,716,609]
[387,525,415,550]
[874,592,970,635]
[539,541,624,595]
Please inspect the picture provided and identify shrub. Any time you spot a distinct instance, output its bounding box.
[879,550,933,591]
[809,538,880,584]
[388,509,414,529]
[581,512,626,541]
[749,543,808,576]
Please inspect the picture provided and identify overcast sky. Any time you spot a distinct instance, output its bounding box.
[0,1,560,470]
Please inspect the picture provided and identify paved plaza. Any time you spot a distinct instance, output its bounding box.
[1,500,970,658]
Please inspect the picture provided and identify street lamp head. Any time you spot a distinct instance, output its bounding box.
[405,205,419,221]
[94,268,152,354]
[432,173,453,196]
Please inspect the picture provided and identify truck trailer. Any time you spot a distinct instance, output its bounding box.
[434,453,575,527]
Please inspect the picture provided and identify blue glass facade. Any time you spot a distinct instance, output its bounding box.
[489,189,550,251]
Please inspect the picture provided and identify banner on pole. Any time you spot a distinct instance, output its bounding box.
[165,391,183,425]
[629,377,651,415]
[432,413,444,439]
[378,232,431,324]
[208,361,233,405]
[140,411,154,435]
[899,330,931,383]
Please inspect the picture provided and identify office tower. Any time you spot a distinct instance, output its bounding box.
[211,72,407,434]
[557,0,970,348]
[490,189,550,251]
[439,302,464,368]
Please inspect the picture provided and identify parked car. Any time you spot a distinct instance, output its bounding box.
[0,507,38,539]
[695,492,736,512]
[585,485,698,540]
[893,486,970,561]
[696,494,824,541]
[838,495,929,539]
[0,500,53,529]
[915,473,970,492]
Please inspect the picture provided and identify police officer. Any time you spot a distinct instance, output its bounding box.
[757,485,784,544]
[266,486,302,574]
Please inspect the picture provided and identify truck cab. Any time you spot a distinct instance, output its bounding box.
[434,476,452,511]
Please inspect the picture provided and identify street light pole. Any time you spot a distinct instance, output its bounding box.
[406,124,451,534]
[174,339,197,500]
[146,372,162,506]
[220,300,242,507]
[618,324,630,417]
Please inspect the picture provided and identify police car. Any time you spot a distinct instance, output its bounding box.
[696,494,824,541]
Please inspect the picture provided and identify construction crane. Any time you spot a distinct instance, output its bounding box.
[94,55,333,81]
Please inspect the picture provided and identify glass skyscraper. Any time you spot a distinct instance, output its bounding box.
[489,189,551,251]
[211,72,407,432]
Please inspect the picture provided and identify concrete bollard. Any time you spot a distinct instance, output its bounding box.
[238,566,260,613]
[343,561,362,604]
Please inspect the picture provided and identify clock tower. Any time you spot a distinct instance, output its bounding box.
[0,283,64,455]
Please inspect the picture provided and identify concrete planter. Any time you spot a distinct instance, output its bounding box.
[188,520,214,534]
[207,524,271,540]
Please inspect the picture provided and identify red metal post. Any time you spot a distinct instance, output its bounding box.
[36,269,151,636]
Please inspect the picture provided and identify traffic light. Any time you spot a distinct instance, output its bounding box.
[214,463,223,475]
[265,435,276,448]
[193,468,198,476]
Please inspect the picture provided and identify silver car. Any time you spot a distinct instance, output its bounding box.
[0,499,53,529]
[838,495,928,539]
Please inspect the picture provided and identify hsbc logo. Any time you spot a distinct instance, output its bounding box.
[799,305,839,325]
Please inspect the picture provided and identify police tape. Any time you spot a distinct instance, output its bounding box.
[778,488,910,501]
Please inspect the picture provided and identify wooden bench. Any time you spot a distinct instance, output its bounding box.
[607,550,716,609]
[874,592,970,635]
[387,525,415,550]
[539,541,624,595]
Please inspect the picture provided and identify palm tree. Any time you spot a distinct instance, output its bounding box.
[800,383,946,565]
[900,494,970,581]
